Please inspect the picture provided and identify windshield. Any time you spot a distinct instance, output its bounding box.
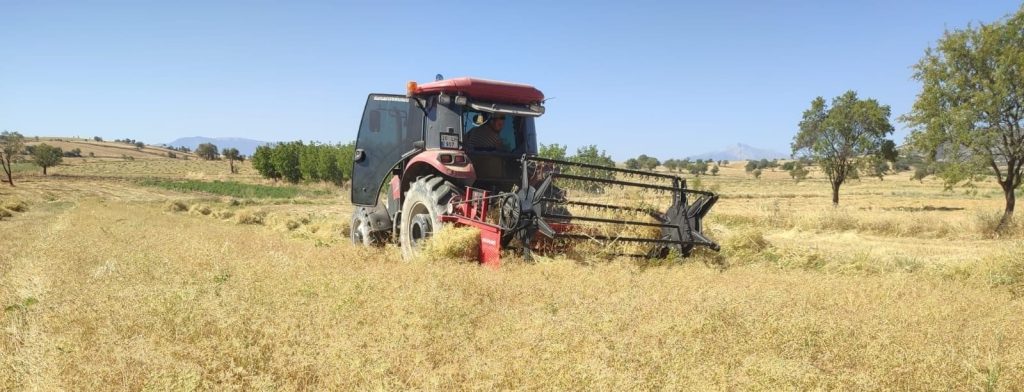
[462,110,522,153]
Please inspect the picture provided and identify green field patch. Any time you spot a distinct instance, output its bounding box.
[10,162,38,174]
[139,179,300,199]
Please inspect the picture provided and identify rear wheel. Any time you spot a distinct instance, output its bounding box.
[400,175,460,259]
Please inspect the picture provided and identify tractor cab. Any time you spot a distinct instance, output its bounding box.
[351,77,545,207]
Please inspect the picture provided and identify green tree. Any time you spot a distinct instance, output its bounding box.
[903,8,1024,230]
[299,143,323,182]
[757,159,770,170]
[1,131,26,186]
[31,143,63,175]
[272,141,303,183]
[318,143,349,186]
[251,145,280,180]
[690,159,708,176]
[710,164,720,176]
[632,154,660,171]
[869,159,890,181]
[195,143,219,160]
[792,91,895,205]
[335,142,356,185]
[662,159,678,172]
[789,163,810,183]
[624,158,641,170]
[912,164,933,183]
[222,147,241,174]
[744,160,757,173]
[641,156,659,171]
[567,145,615,193]
[538,143,568,161]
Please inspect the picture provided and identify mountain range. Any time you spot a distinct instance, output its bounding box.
[165,137,270,156]
[690,143,789,161]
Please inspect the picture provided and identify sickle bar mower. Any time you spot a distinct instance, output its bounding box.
[440,156,720,266]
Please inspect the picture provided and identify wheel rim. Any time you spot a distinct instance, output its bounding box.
[351,221,366,243]
[408,202,432,248]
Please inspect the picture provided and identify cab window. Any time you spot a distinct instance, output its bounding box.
[462,110,520,152]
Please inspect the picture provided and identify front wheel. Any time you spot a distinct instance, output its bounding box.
[350,210,386,246]
[400,175,460,259]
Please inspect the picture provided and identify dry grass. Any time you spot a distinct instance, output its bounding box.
[419,226,481,262]
[2,158,1024,389]
[233,208,267,225]
[165,200,189,212]
[2,199,29,212]
[188,203,213,216]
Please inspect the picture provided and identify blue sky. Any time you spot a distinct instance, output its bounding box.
[2,0,1020,161]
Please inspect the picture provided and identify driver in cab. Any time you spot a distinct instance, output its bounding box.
[466,113,506,152]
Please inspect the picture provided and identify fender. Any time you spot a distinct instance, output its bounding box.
[403,150,476,186]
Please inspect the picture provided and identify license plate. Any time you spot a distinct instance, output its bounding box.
[440,134,459,149]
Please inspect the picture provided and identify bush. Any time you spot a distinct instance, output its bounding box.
[974,210,1020,238]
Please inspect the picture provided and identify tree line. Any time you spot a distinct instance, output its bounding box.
[622,155,726,177]
[538,143,617,193]
[251,141,356,185]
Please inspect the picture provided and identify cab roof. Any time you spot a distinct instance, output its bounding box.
[412,77,544,105]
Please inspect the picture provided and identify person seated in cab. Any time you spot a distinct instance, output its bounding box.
[466,113,506,152]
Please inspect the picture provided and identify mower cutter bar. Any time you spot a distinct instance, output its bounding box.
[529,156,682,181]
[539,198,660,215]
[555,233,719,249]
[551,173,678,192]
[543,213,675,228]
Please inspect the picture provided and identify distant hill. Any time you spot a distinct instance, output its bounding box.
[166,137,270,156]
[690,143,789,161]
[25,137,194,160]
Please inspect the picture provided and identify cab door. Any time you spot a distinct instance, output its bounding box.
[351,94,422,206]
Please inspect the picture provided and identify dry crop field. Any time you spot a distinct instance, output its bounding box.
[2,151,1023,390]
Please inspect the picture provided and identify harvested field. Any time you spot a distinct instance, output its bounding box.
[2,158,1023,390]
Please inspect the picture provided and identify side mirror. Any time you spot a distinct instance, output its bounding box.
[369,110,382,132]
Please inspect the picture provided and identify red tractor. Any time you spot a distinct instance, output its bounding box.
[350,77,718,266]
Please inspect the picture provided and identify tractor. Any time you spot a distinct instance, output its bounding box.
[350,77,719,266]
